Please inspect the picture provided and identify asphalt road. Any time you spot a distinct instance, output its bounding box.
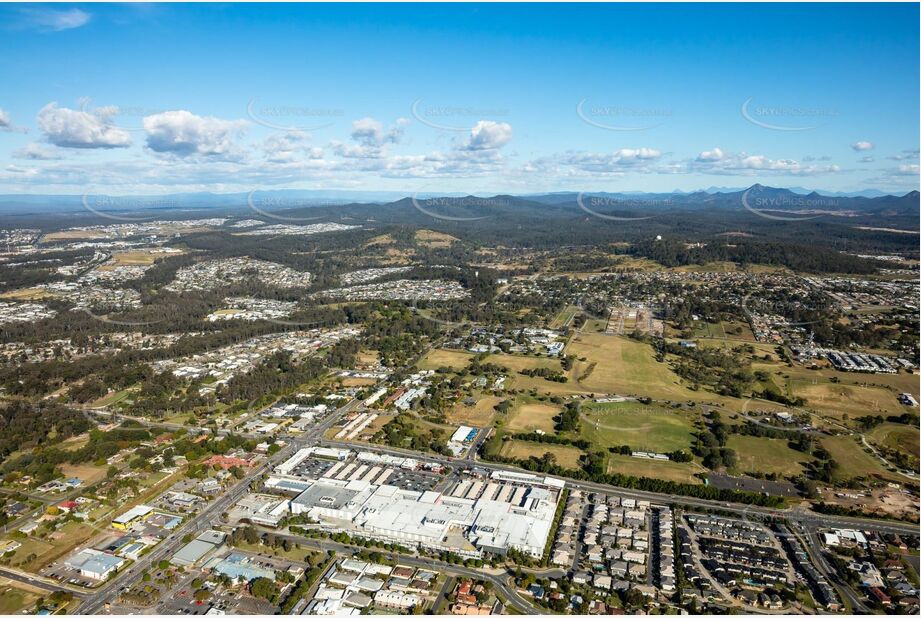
[0,565,90,599]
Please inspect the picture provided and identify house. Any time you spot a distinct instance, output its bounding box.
[868,587,891,606]
[735,589,758,605]
[199,478,221,494]
[572,572,591,585]
[57,500,79,513]
[18,521,39,535]
[374,590,421,610]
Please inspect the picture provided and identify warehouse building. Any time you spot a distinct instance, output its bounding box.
[172,530,226,567]
[64,548,125,581]
[112,504,154,531]
[289,470,562,558]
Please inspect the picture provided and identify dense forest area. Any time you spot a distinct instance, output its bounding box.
[626,238,883,274]
[0,400,92,459]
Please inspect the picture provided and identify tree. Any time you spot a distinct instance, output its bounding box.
[250,577,275,600]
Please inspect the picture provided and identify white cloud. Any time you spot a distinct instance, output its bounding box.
[851,140,874,151]
[614,148,661,162]
[17,7,90,31]
[13,143,61,160]
[691,150,840,176]
[858,156,874,163]
[525,148,664,178]
[460,120,513,151]
[887,149,919,161]
[696,147,724,162]
[350,117,406,146]
[0,108,11,131]
[738,155,801,170]
[331,117,408,158]
[37,103,131,149]
[261,131,322,163]
[143,110,247,157]
[895,164,920,176]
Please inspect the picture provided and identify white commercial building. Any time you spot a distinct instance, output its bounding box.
[289,470,562,559]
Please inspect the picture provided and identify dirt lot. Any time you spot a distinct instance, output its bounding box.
[418,348,474,371]
[59,463,108,484]
[446,395,502,427]
[505,400,561,433]
[499,440,584,469]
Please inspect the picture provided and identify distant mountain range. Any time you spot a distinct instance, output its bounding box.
[0,184,915,216]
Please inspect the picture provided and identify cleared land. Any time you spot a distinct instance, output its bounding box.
[356,349,381,366]
[549,305,580,329]
[725,435,812,477]
[339,377,379,387]
[0,581,39,614]
[97,248,179,270]
[483,353,562,373]
[4,521,97,572]
[0,287,54,300]
[446,395,502,427]
[567,334,714,402]
[867,423,920,459]
[605,453,703,484]
[609,256,664,271]
[414,229,458,247]
[675,261,738,273]
[59,462,108,484]
[687,319,755,342]
[783,367,919,419]
[579,402,694,452]
[41,229,107,241]
[418,348,473,371]
[796,382,894,417]
[364,233,395,246]
[212,308,244,316]
[821,435,902,482]
[499,440,584,469]
[59,433,90,452]
[90,386,135,408]
[482,353,577,395]
[505,400,561,434]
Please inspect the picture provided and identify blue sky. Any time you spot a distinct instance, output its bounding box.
[0,2,918,195]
